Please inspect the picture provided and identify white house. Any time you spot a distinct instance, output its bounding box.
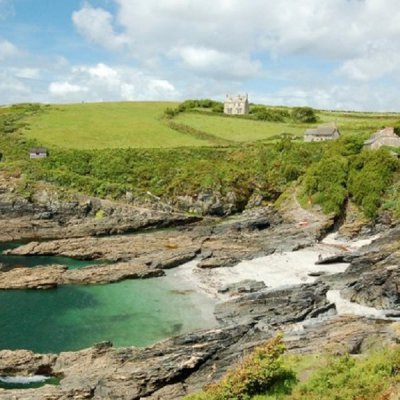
[224,94,249,115]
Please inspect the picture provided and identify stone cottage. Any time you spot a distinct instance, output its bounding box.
[304,124,340,142]
[224,94,249,115]
[363,127,400,150]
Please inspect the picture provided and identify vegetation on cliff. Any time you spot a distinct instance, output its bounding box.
[1,102,400,219]
[186,340,400,400]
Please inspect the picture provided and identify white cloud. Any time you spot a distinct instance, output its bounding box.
[174,46,261,78]
[0,38,20,60]
[49,82,88,97]
[72,3,129,51]
[338,44,400,81]
[70,0,400,85]
[48,63,178,103]
[13,68,41,80]
[5,0,400,110]
[0,70,31,104]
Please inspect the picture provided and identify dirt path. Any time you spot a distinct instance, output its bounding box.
[278,185,332,231]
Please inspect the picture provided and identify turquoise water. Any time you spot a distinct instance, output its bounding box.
[0,272,217,354]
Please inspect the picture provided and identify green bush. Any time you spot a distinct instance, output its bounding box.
[186,334,296,400]
[291,107,317,123]
[348,149,399,218]
[302,154,349,215]
[290,348,400,400]
[250,107,290,122]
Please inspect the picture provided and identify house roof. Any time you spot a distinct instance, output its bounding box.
[304,125,339,137]
[364,127,400,146]
[29,147,48,153]
[225,94,248,103]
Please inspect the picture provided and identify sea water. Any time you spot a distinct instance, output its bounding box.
[0,244,217,354]
[0,275,216,353]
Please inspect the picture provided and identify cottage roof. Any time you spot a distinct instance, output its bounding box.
[29,147,48,153]
[304,125,339,137]
[364,127,400,146]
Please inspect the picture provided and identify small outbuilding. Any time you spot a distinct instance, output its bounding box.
[29,147,48,159]
[304,124,340,142]
[363,127,400,150]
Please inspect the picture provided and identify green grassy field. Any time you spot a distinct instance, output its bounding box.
[20,101,400,150]
[176,110,400,143]
[23,102,211,149]
[174,112,306,142]
[319,110,400,137]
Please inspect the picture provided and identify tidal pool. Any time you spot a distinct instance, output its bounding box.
[0,272,217,354]
[0,242,101,270]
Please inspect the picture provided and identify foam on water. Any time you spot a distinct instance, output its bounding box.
[0,375,49,384]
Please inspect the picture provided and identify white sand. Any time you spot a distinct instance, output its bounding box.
[327,290,387,318]
[169,242,350,299]
[167,232,399,320]
[322,232,380,251]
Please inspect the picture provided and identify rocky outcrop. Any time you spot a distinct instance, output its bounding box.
[218,279,267,295]
[1,315,399,400]
[341,266,400,310]
[5,206,320,269]
[0,263,164,289]
[0,178,202,242]
[215,282,334,325]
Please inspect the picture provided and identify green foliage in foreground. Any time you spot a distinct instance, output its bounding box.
[286,347,400,400]
[187,345,400,400]
[186,334,296,400]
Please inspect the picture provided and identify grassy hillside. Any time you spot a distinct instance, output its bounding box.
[174,112,305,142]
[23,102,211,149]
[20,101,400,150]
[175,109,400,144]
[2,102,400,219]
[319,110,400,136]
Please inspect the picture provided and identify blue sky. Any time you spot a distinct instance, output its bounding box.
[1,0,400,111]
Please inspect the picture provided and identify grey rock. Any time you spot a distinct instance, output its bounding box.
[218,279,267,295]
[215,282,331,325]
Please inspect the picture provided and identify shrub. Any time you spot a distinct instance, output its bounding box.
[302,154,348,215]
[348,149,399,218]
[291,348,400,400]
[187,334,296,400]
[291,107,317,123]
[250,107,290,122]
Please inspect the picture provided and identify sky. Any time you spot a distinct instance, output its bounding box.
[1,0,400,111]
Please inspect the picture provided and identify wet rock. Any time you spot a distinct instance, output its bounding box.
[0,350,56,376]
[218,279,267,295]
[197,256,238,269]
[215,282,331,325]
[0,263,164,289]
[315,254,347,265]
[0,265,66,289]
[151,249,199,270]
[341,266,400,309]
